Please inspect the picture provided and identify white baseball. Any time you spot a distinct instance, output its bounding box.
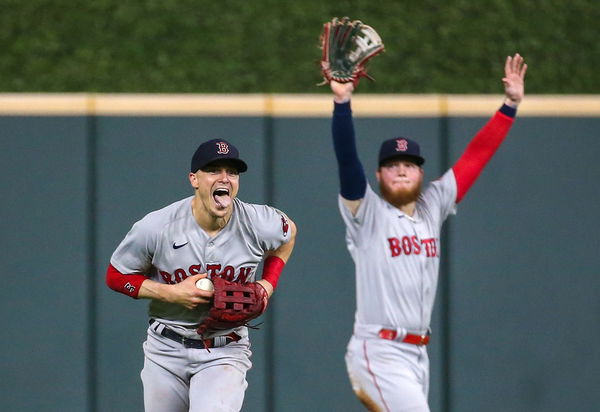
[195,278,214,291]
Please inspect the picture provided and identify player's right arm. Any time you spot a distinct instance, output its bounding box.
[106,212,211,310]
[331,80,367,216]
[106,264,212,310]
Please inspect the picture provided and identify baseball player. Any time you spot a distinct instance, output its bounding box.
[106,139,297,412]
[329,54,527,411]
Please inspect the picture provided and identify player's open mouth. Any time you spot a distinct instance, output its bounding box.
[213,188,231,209]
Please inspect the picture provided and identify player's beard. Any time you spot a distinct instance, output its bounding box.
[379,181,422,208]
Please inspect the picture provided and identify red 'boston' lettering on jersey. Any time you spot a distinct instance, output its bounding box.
[411,236,422,254]
[220,265,235,281]
[159,269,189,284]
[159,270,174,284]
[401,236,412,255]
[388,237,402,257]
[421,238,438,257]
[173,269,187,283]
[189,264,202,275]
[238,267,252,283]
[206,264,222,277]
[387,236,438,258]
[159,264,254,284]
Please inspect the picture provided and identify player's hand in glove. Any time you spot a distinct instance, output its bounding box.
[330,80,355,104]
[318,16,384,87]
[196,276,269,338]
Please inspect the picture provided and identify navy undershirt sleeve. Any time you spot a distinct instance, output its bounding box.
[332,101,367,200]
[499,103,517,118]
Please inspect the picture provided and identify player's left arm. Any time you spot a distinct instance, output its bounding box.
[258,217,297,297]
[452,53,528,203]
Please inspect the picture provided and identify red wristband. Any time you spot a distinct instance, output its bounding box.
[261,256,286,290]
[105,264,148,298]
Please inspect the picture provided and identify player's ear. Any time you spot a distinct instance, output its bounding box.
[376,168,382,182]
[189,172,199,190]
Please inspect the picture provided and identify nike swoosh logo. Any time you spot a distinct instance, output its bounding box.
[173,242,188,249]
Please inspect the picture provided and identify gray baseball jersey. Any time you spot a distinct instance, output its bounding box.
[110,195,291,339]
[339,169,457,334]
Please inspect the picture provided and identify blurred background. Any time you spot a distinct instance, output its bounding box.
[1,1,599,411]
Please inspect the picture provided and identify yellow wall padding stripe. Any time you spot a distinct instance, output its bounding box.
[0,93,599,117]
[0,94,90,115]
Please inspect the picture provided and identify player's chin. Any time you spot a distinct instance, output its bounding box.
[381,184,421,205]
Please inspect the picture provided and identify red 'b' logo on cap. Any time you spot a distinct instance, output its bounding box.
[396,139,408,152]
[216,142,230,154]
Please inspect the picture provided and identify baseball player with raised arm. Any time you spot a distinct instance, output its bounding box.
[329,54,527,411]
[106,139,296,412]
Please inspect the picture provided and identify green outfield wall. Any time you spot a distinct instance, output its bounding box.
[1,0,599,94]
[1,94,599,412]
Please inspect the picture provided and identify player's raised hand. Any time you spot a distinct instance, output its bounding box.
[502,53,527,106]
[331,80,355,103]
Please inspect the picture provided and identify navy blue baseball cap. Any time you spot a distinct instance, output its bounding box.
[191,139,248,173]
[378,137,425,167]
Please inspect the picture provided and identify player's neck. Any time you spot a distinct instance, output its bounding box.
[398,202,417,217]
[191,198,232,236]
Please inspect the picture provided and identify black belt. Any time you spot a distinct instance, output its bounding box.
[150,319,241,349]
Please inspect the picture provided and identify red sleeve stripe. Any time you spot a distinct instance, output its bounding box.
[105,264,148,299]
[452,111,514,203]
[261,256,286,290]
